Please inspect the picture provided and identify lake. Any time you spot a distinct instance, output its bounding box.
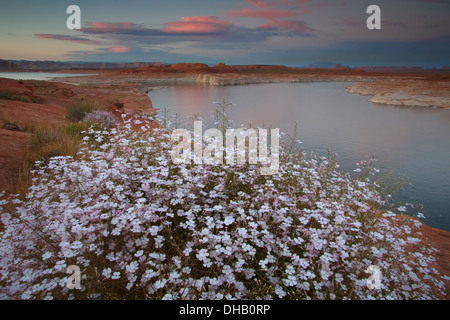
[148,82,450,232]
[0,72,96,81]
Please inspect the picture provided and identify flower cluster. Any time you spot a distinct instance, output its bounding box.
[82,110,119,128]
[0,110,447,300]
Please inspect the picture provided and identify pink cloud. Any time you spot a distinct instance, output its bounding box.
[108,46,129,53]
[225,0,313,34]
[229,0,342,19]
[162,16,232,34]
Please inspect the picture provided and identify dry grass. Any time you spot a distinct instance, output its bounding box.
[0,91,32,103]
[16,124,86,197]
[65,99,102,122]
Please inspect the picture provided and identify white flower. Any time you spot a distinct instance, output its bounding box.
[135,250,144,258]
[275,285,286,298]
[162,293,173,300]
[196,249,209,261]
[102,268,112,278]
[284,275,297,287]
[224,215,235,226]
[42,252,53,260]
[154,279,167,289]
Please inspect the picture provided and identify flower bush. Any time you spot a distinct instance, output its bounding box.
[0,107,447,300]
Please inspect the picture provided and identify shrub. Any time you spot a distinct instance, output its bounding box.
[0,91,32,103]
[66,99,101,122]
[0,110,447,300]
[28,126,81,159]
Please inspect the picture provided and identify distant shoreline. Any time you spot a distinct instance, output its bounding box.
[30,65,449,110]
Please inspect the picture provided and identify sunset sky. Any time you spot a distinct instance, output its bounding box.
[1,0,449,67]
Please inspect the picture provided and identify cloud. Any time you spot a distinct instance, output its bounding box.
[258,19,313,34]
[231,0,342,16]
[227,8,298,19]
[108,46,129,53]
[85,22,137,29]
[37,11,317,64]
[33,34,101,45]
[162,16,232,34]
[81,18,244,38]
[78,17,279,44]
[80,22,160,36]
[226,0,313,35]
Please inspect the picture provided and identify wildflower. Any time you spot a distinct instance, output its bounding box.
[196,249,209,261]
[154,279,167,289]
[102,268,112,278]
[275,285,286,298]
[111,272,121,280]
[42,252,52,260]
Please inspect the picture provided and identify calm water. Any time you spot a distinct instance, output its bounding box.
[148,82,450,232]
[0,72,96,80]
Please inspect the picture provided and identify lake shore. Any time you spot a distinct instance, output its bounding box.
[43,66,450,110]
[1,70,449,297]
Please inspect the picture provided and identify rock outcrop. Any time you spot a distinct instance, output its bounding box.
[345,78,450,109]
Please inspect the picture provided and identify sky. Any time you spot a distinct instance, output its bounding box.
[0,0,449,67]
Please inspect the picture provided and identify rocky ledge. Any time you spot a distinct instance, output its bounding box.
[345,77,450,109]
